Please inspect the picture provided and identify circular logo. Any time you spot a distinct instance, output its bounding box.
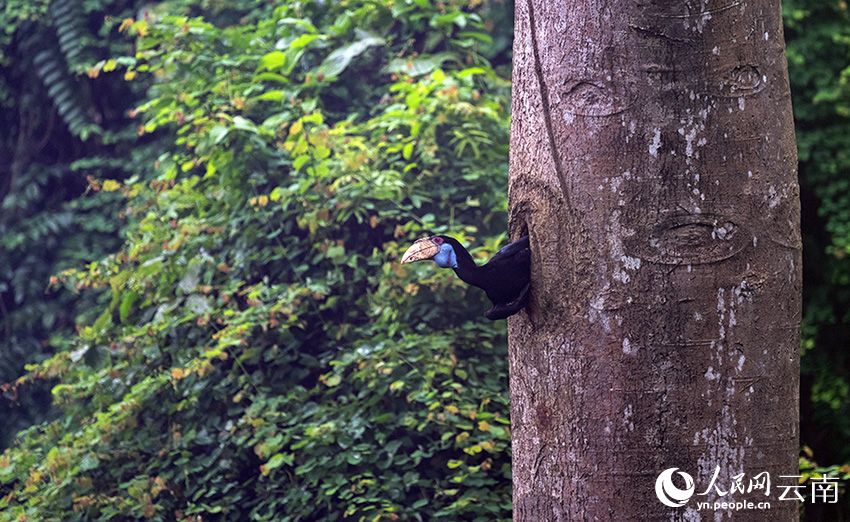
[655,468,695,508]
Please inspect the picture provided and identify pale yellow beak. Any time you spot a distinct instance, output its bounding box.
[401,237,440,264]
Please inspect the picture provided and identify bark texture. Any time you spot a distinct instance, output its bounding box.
[507,0,801,520]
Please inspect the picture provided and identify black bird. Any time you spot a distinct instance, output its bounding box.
[401,235,531,320]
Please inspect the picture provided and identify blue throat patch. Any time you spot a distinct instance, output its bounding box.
[433,243,457,268]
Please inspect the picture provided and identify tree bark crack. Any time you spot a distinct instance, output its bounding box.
[525,0,573,209]
[651,1,744,19]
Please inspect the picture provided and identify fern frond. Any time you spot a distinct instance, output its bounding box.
[49,0,93,69]
[33,48,100,139]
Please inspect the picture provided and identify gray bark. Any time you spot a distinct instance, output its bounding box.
[507,0,801,519]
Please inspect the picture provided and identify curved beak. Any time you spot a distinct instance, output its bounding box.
[401,237,440,264]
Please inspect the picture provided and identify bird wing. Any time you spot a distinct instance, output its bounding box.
[479,236,530,303]
[494,235,529,259]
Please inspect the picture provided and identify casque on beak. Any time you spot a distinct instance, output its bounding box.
[401,237,441,264]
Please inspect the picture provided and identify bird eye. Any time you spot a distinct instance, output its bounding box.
[433,237,444,244]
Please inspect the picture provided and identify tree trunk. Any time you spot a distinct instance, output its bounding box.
[507,0,801,520]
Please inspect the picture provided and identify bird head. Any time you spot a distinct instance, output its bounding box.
[400,236,457,268]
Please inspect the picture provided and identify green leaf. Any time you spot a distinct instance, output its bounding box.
[346,453,363,465]
[209,125,230,144]
[254,72,290,84]
[119,291,138,323]
[79,454,100,471]
[233,116,259,134]
[289,33,320,50]
[259,51,287,71]
[254,90,285,102]
[264,453,288,472]
[383,52,457,77]
[318,33,385,77]
[293,155,310,171]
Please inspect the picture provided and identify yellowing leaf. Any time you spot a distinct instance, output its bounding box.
[101,179,121,192]
[151,476,167,497]
[118,18,135,33]
[464,444,483,455]
[135,20,149,37]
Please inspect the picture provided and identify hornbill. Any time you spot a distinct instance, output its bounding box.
[401,235,531,320]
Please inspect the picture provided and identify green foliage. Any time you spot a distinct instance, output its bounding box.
[0,0,146,449]
[785,0,850,468]
[3,0,103,139]
[1,1,513,519]
[0,164,125,447]
[781,0,850,514]
[0,0,50,67]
